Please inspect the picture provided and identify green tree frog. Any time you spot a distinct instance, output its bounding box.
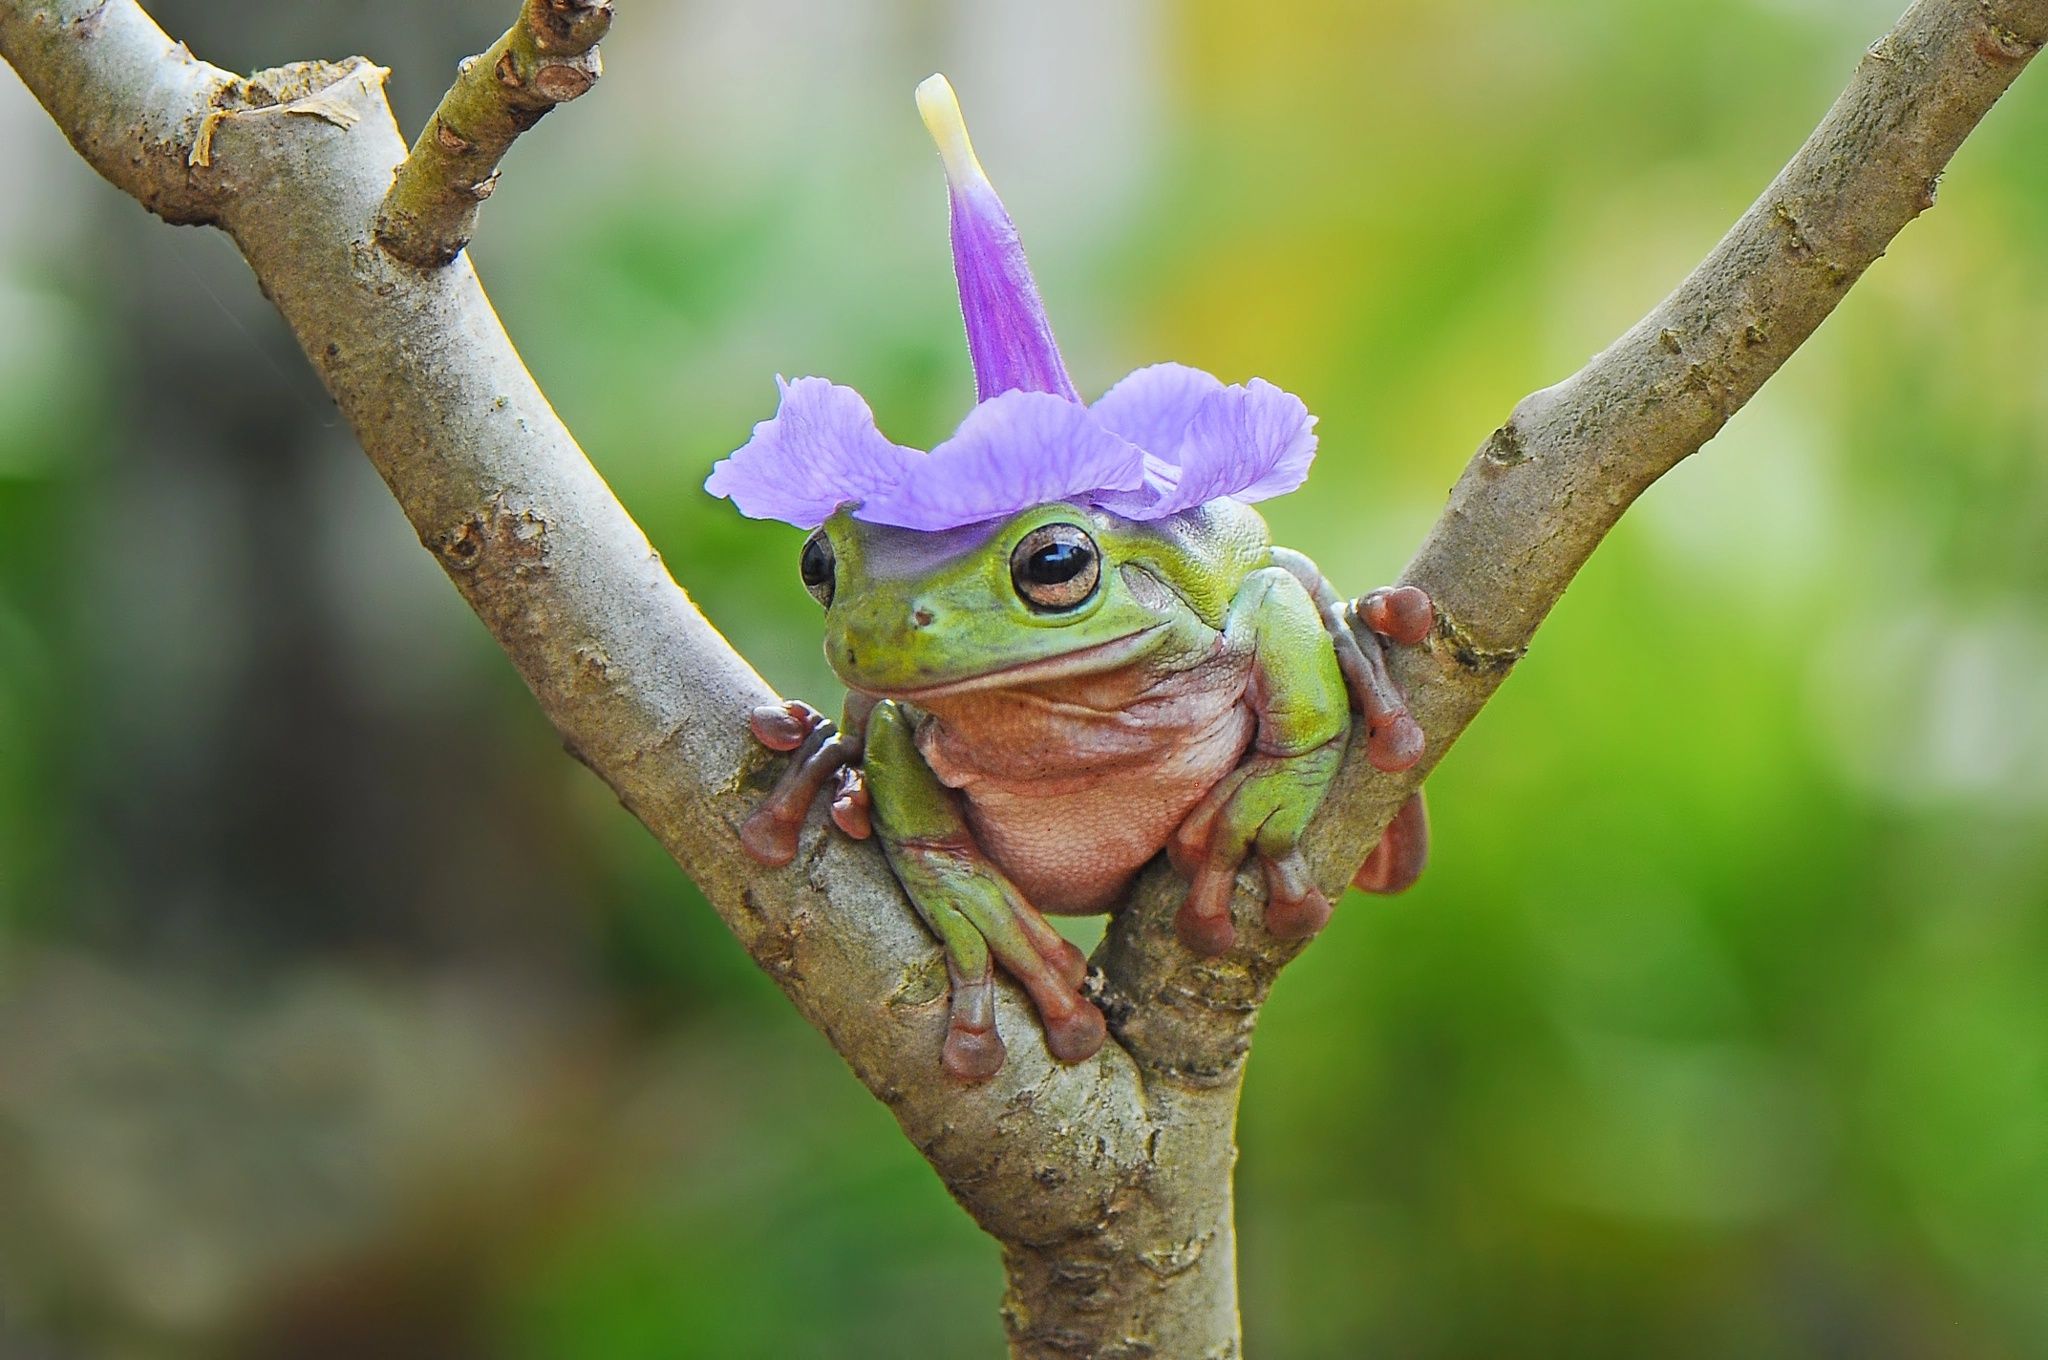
[707,77,1431,1081]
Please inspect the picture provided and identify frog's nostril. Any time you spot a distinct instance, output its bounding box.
[912,607,935,628]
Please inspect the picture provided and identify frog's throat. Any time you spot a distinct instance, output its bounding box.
[856,623,1172,702]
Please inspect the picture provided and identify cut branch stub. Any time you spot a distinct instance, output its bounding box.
[373,0,613,268]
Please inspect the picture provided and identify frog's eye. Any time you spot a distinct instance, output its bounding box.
[1010,523,1100,612]
[799,529,836,608]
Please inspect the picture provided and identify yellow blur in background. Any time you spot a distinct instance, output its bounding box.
[1,0,2045,1356]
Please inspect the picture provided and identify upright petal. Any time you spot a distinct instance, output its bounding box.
[917,75,1080,405]
[855,390,1145,531]
[704,377,921,528]
[1168,378,1319,511]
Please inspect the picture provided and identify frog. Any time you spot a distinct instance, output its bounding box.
[707,75,1432,1081]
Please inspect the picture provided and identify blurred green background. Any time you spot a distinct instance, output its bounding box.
[2,0,2045,1355]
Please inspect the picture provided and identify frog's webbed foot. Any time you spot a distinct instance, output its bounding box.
[901,838,1103,1082]
[740,701,865,866]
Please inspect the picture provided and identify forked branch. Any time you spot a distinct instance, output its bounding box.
[2,0,2042,1354]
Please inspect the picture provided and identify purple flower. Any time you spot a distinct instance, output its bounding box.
[704,75,1319,532]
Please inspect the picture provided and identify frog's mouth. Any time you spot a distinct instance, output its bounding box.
[877,623,1171,702]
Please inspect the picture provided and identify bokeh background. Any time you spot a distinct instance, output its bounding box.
[2,0,2045,1355]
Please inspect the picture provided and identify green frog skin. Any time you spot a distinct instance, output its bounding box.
[739,497,1432,1081]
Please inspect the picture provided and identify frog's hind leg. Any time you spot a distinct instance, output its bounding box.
[947,871,1100,1057]
[865,702,1102,1081]
[884,843,1103,1076]
[917,886,1005,1082]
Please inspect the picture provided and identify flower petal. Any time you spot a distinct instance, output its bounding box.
[1150,378,1318,515]
[704,377,921,528]
[918,75,1079,404]
[1089,362,1226,454]
[855,390,1145,531]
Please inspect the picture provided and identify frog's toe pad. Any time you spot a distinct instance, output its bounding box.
[942,1024,1007,1083]
[1043,1002,1107,1064]
[1265,884,1333,941]
[739,807,800,867]
[1367,712,1426,772]
[1362,585,1435,646]
[1176,907,1237,958]
[750,701,824,752]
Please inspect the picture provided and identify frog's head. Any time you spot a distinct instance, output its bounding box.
[704,76,1322,638]
[800,500,1265,698]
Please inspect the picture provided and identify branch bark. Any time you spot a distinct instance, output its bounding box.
[1,0,2041,1355]
[1100,0,2048,1086]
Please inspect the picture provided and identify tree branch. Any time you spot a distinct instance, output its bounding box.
[374,0,612,267]
[3,0,2042,1354]
[0,0,232,222]
[1097,0,2048,1088]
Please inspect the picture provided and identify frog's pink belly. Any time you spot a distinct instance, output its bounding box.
[925,705,1257,914]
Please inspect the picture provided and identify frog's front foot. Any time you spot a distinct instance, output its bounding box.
[740,700,866,865]
[1339,585,1433,773]
[1271,552,1434,774]
[1169,738,1345,956]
